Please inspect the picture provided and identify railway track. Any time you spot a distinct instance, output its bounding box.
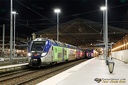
[0,58,87,85]
[0,69,32,78]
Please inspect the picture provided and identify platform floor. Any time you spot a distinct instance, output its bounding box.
[37,57,128,85]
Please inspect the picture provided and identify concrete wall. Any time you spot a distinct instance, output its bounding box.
[112,50,128,63]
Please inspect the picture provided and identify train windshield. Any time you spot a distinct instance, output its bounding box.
[86,49,93,53]
[31,41,46,51]
[87,49,93,53]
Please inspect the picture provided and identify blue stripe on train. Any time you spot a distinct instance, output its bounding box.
[43,40,52,52]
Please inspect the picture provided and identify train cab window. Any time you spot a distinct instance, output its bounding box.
[31,41,45,51]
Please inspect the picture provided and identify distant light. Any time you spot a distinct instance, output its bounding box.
[54,9,61,13]
[100,6,107,11]
[12,11,18,14]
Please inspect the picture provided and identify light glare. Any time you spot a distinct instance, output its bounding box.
[100,6,107,11]
[12,11,18,14]
[54,9,61,13]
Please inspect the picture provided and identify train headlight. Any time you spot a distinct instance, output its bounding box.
[41,52,47,56]
[28,53,32,56]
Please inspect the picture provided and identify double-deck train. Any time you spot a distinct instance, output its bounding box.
[85,49,94,59]
[27,38,85,67]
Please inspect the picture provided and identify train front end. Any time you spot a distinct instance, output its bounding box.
[27,38,51,67]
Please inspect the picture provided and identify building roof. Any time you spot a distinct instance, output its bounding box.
[35,18,127,47]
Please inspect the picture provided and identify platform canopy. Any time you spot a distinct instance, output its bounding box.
[35,18,127,47]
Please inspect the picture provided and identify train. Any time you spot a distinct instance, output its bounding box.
[85,49,94,59]
[27,38,85,67]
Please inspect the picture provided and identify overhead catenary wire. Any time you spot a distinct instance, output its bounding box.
[15,0,56,24]
[0,1,128,34]
[61,3,128,19]
[1,1,127,22]
[1,1,128,23]
[0,17,39,31]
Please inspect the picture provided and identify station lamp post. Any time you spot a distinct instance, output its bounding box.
[2,24,5,54]
[100,0,108,65]
[54,8,61,41]
[100,6,107,60]
[12,11,18,57]
[104,0,115,73]
[100,6,106,36]
[10,0,13,61]
[105,0,109,65]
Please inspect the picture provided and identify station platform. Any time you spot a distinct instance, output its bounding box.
[37,56,128,85]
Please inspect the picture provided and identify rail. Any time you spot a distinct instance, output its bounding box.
[0,63,28,71]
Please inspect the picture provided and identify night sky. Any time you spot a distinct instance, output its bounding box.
[0,0,128,38]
